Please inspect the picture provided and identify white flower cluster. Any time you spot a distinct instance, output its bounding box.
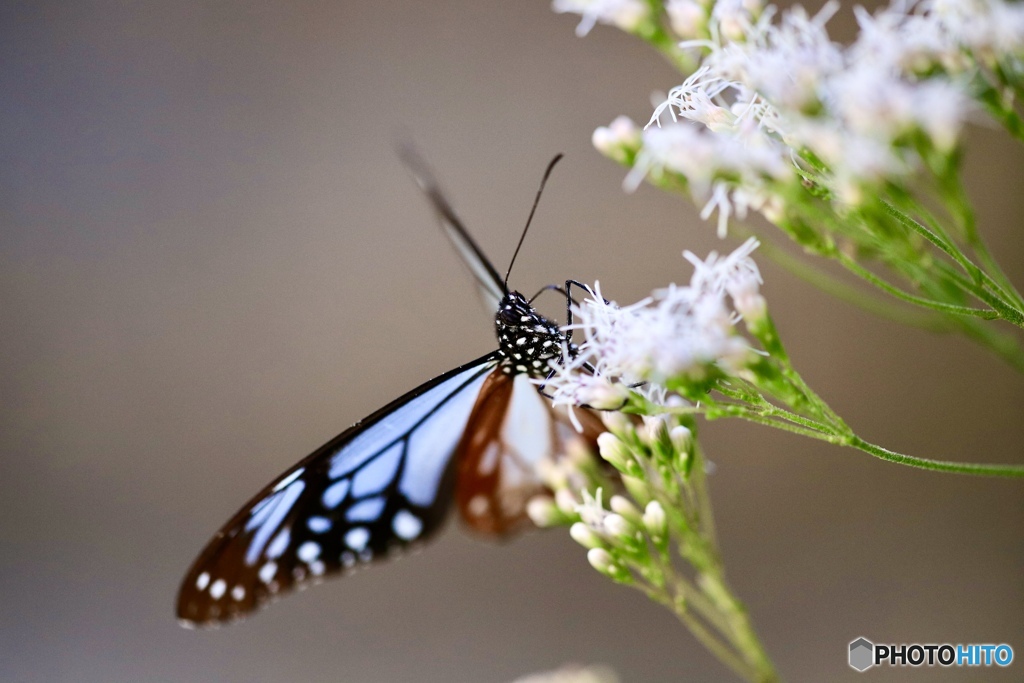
[541,238,764,413]
[589,0,1024,226]
[552,0,649,37]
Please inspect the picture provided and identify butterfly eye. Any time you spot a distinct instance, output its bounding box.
[498,307,520,326]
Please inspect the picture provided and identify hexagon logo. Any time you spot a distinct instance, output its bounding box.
[849,637,875,671]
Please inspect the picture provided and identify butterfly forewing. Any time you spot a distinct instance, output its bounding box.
[400,148,506,311]
[177,353,499,626]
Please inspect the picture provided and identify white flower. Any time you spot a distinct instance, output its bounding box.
[575,487,611,530]
[666,0,707,39]
[711,0,762,42]
[684,234,763,299]
[597,0,996,219]
[539,339,631,431]
[552,0,648,37]
[708,2,843,113]
[541,241,764,404]
[592,115,641,156]
[626,119,791,228]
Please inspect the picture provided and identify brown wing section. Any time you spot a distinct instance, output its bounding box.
[454,372,605,536]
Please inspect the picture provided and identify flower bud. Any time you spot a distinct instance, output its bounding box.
[582,380,631,410]
[600,410,632,436]
[536,457,567,491]
[609,495,642,525]
[596,432,637,474]
[526,496,560,528]
[669,425,692,454]
[733,290,767,323]
[603,513,633,539]
[571,522,603,549]
[587,547,614,572]
[621,474,651,506]
[587,548,633,584]
[642,414,671,449]
[555,488,579,515]
[593,116,641,160]
[643,500,668,540]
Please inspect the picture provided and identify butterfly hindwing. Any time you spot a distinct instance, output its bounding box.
[177,353,500,626]
[455,372,606,536]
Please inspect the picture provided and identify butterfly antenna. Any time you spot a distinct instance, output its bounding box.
[504,153,563,289]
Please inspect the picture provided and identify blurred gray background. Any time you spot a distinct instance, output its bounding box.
[2,1,1022,681]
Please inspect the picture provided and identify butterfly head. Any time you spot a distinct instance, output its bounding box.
[495,291,563,377]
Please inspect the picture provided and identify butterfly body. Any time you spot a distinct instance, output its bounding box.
[495,291,565,377]
[176,154,599,627]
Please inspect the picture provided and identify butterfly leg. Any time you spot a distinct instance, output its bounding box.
[563,279,610,345]
[527,284,569,305]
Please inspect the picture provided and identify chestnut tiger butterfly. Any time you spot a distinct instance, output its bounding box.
[176,153,605,626]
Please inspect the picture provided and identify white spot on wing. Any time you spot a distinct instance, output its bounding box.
[209,579,226,600]
[297,541,321,563]
[307,516,331,533]
[231,585,245,601]
[468,494,489,517]
[196,572,210,590]
[392,509,423,540]
[258,562,277,584]
[345,527,370,552]
[477,442,500,475]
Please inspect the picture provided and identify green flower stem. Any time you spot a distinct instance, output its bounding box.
[949,316,1024,374]
[835,254,1001,319]
[702,405,841,442]
[843,435,1024,477]
[663,568,739,645]
[675,401,1024,477]
[754,236,955,332]
[581,422,779,681]
[932,171,1024,311]
[880,200,983,282]
[975,71,1024,144]
[688,445,719,551]
[642,458,779,683]
[747,320,848,431]
[634,580,762,683]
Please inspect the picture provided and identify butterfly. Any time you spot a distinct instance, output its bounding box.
[176,153,605,627]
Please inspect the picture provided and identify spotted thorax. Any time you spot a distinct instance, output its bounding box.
[495,291,566,377]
